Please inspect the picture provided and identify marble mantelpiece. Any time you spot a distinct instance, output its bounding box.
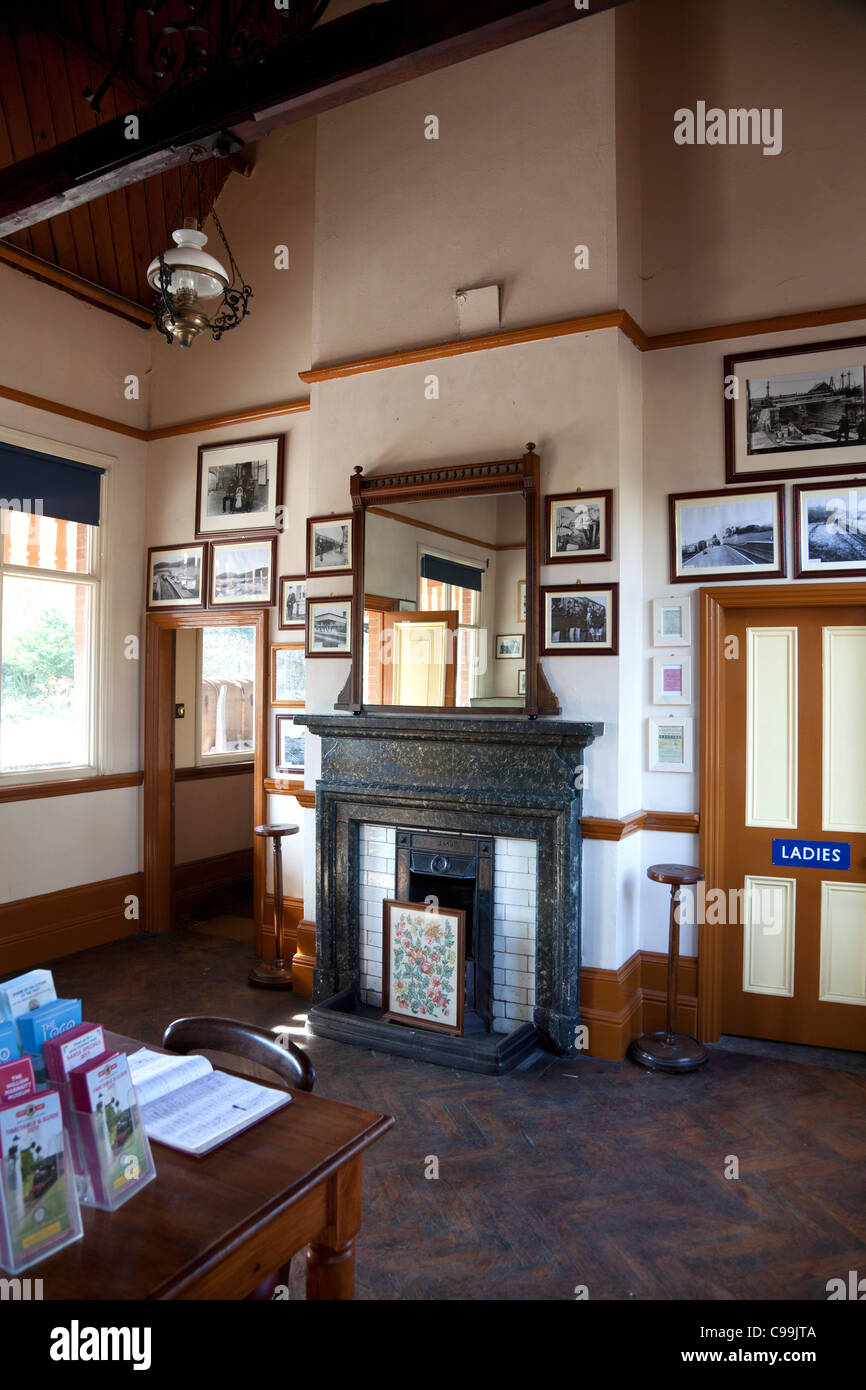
[294,714,604,1070]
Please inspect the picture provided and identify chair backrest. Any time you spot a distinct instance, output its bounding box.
[161,1016,315,1092]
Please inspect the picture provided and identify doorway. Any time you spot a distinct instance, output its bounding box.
[700,583,866,1050]
[144,609,268,954]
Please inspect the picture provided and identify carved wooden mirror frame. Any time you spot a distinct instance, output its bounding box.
[336,443,559,717]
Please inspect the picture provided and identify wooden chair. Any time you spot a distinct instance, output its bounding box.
[161,1015,315,1298]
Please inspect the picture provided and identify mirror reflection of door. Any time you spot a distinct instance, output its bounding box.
[362,492,526,709]
[173,624,256,943]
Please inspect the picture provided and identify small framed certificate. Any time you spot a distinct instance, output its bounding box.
[652,595,691,647]
[652,653,691,705]
[648,716,694,773]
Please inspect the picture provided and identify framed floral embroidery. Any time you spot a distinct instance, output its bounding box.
[381,900,465,1036]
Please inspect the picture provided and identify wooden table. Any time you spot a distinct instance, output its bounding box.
[39,1032,393,1300]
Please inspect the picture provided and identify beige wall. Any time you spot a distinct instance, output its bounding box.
[312,16,619,363]
[638,0,866,333]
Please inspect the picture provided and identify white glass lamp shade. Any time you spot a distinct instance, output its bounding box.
[146,227,230,300]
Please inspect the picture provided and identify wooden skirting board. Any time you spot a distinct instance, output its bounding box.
[174,848,254,923]
[580,950,698,1060]
[0,871,142,976]
[580,809,700,840]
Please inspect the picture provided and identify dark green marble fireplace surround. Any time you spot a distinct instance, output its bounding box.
[294,714,604,1073]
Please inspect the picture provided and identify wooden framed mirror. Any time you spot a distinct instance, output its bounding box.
[336,444,559,717]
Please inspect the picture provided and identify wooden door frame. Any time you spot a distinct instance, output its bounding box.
[699,581,866,1041]
[144,608,268,946]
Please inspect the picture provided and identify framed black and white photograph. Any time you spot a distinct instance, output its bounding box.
[195,435,284,539]
[146,543,206,611]
[540,583,619,655]
[517,579,527,623]
[725,337,866,483]
[517,669,526,696]
[307,515,353,577]
[495,633,524,659]
[208,537,276,607]
[669,486,786,583]
[278,575,306,629]
[648,715,694,774]
[545,490,613,563]
[270,642,305,707]
[652,653,692,706]
[793,479,866,578]
[307,596,352,656]
[275,713,305,774]
[652,595,691,647]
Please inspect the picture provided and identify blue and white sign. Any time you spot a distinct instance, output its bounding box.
[772,838,851,870]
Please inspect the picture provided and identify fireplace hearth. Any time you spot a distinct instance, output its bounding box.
[293,714,603,1074]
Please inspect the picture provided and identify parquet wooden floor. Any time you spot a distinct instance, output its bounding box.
[44,930,866,1301]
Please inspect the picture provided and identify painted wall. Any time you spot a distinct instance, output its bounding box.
[638,0,866,334]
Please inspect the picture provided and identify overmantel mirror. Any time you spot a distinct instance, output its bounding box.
[336,445,559,717]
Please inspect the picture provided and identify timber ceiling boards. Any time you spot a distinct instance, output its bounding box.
[0,1,626,321]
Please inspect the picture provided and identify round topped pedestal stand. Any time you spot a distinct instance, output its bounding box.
[628,863,708,1072]
[248,823,299,990]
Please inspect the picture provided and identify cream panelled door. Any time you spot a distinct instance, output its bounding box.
[721,602,866,1050]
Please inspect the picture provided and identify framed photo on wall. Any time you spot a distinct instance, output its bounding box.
[725,337,866,483]
[270,643,305,707]
[648,715,694,773]
[495,634,524,659]
[652,595,691,646]
[275,713,305,774]
[278,575,306,628]
[544,489,613,563]
[669,485,786,583]
[306,515,353,577]
[209,537,276,607]
[517,579,527,623]
[540,582,619,655]
[195,435,284,539]
[652,653,692,705]
[307,596,352,656]
[381,900,465,1035]
[146,543,206,611]
[517,669,526,696]
[793,478,866,578]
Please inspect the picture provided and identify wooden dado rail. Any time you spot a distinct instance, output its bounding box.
[0,770,697,837]
[2,299,864,442]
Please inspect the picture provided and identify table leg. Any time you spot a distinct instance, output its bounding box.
[306,1238,355,1299]
[305,1156,362,1301]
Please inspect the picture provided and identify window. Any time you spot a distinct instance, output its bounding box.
[419,554,483,708]
[196,626,256,762]
[0,508,99,777]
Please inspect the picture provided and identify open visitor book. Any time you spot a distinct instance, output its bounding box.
[127,1049,291,1157]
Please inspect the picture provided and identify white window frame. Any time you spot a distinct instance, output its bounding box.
[194,626,257,767]
[416,542,487,705]
[0,426,112,787]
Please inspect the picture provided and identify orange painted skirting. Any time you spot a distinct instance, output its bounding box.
[581,809,699,841]
[0,871,142,975]
[580,949,698,1060]
[0,770,144,805]
[261,894,304,967]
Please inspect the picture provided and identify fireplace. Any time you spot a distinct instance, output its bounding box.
[397,828,493,1032]
[294,714,603,1074]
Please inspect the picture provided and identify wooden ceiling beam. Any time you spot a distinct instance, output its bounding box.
[0,0,628,236]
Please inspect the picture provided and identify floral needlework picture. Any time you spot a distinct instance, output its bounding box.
[381,900,465,1036]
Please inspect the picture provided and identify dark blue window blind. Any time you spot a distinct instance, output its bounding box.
[420,552,483,592]
[0,442,105,526]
